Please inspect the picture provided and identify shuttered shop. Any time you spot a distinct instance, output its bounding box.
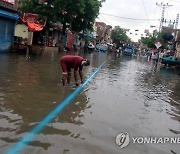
[0,8,18,53]
[0,17,15,52]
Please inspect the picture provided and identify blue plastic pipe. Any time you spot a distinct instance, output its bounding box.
[6,61,106,154]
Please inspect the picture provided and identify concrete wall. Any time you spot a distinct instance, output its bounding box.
[15,24,28,39]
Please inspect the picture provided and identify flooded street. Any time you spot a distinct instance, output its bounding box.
[0,51,180,154]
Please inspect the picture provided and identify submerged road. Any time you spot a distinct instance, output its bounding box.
[0,51,179,154]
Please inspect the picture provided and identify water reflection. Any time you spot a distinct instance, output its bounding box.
[135,62,180,137]
[0,52,92,152]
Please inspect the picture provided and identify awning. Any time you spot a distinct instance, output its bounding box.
[20,13,46,32]
[27,21,43,32]
[0,9,19,20]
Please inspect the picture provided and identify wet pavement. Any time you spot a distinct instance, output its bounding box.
[0,51,180,154]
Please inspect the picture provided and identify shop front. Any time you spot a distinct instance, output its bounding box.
[0,5,18,53]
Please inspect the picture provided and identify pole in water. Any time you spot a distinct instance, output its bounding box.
[6,61,106,154]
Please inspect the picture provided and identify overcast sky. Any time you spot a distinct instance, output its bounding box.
[96,0,180,41]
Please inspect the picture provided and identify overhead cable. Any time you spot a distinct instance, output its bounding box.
[101,13,159,21]
[141,0,151,26]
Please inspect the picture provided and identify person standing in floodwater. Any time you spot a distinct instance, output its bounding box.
[64,47,71,55]
[59,55,90,86]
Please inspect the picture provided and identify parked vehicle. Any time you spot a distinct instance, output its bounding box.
[87,43,95,52]
[96,43,108,52]
[161,56,180,67]
[123,45,134,56]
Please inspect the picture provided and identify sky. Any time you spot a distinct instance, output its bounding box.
[96,0,180,42]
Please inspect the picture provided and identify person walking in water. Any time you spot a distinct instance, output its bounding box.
[59,55,90,86]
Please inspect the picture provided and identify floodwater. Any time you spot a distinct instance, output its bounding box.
[0,51,180,154]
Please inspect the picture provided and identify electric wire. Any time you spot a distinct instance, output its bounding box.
[100,14,111,25]
[100,13,159,21]
[141,0,151,26]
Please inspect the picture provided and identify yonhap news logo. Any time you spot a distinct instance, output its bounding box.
[115,132,180,149]
[115,132,130,148]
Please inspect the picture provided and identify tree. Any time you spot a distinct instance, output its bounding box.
[111,26,131,47]
[141,36,156,48]
[141,32,168,49]
[18,0,105,33]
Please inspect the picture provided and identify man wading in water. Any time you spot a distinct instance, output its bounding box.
[60,54,90,86]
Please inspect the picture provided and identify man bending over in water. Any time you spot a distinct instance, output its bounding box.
[60,55,90,86]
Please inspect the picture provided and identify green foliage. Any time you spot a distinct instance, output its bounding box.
[18,0,105,33]
[141,36,156,48]
[141,32,168,49]
[111,26,131,47]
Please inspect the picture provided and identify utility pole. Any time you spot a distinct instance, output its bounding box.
[156,2,173,32]
[175,14,179,29]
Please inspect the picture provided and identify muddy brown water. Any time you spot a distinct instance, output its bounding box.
[0,51,179,154]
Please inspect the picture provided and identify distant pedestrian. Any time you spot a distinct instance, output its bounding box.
[64,47,71,55]
[159,51,164,62]
[152,52,159,63]
[59,55,90,86]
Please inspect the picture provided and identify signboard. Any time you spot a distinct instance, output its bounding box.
[20,13,46,32]
[3,0,15,5]
[21,13,46,26]
[22,13,39,23]
[155,41,162,49]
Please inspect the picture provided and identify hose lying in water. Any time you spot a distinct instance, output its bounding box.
[6,61,106,154]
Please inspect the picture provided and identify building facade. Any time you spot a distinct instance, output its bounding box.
[0,0,19,53]
[95,22,112,43]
